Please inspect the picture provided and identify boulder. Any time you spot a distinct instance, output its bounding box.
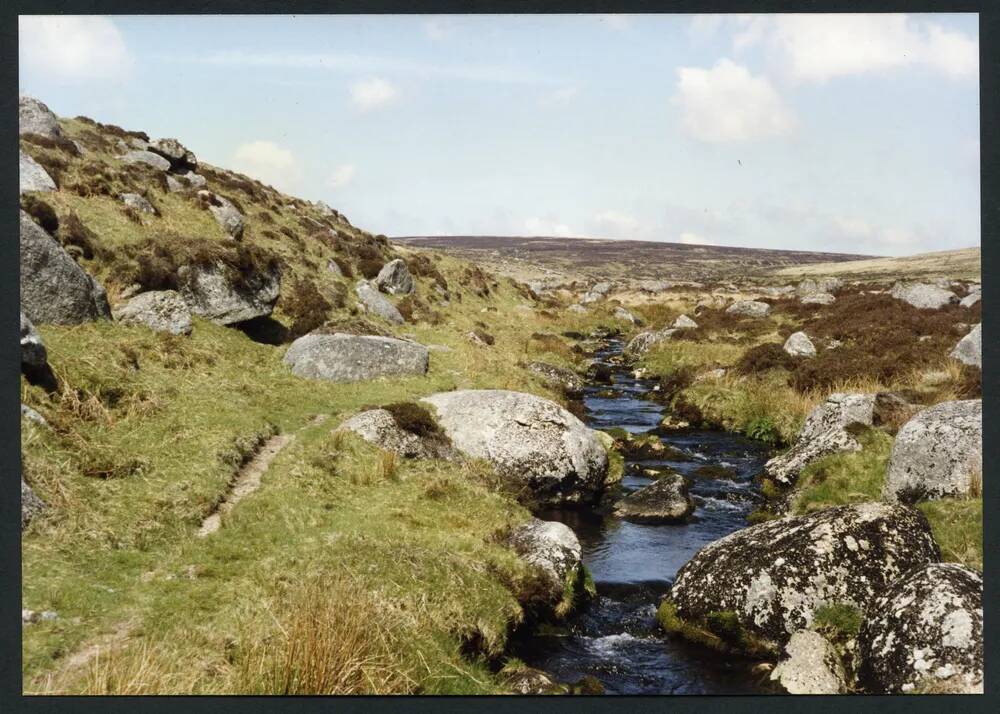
[355,281,404,324]
[668,503,940,647]
[197,191,244,239]
[672,314,698,329]
[765,393,876,486]
[20,312,47,369]
[177,262,280,325]
[725,300,771,318]
[580,281,611,304]
[21,404,48,428]
[120,193,156,214]
[624,328,676,357]
[283,333,428,383]
[959,291,980,308]
[20,211,111,325]
[800,292,835,305]
[857,563,982,694]
[797,278,842,296]
[120,150,171,172]
[372,258,415,295]
[166,171,207,193]
[19,152,56,193]
[337,408,454,459]
[148,138,197,171]
[613,306,639,324]
[613,474,694,524]
[783,331,816,358]
[420,389,609,506]
[22,479,46,529]
[882,400,982,503]
[949,323,981,368]
[506,518,583,603]
[890,282,958,310]
[19,95,61,137]
[526,361,585,395]
[770,630,847,694]
[115,290,193,335]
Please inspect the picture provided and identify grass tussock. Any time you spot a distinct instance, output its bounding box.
[791,428,893,513]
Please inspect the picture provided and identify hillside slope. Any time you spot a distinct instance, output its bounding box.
[771,247,981,282]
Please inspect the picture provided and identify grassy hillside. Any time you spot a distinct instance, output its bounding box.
[770,247,981,282]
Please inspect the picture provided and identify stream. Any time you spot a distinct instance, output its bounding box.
[509,338,773,694]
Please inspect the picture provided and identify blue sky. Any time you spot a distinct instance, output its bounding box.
[19,13,980,256]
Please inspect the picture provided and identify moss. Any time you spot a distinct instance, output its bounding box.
[657,600,776,658]
[812,603,862,642]
[605,447,625,486]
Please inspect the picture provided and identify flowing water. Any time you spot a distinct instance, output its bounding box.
[509,338,772,694]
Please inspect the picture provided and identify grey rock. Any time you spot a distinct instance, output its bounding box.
[526,361,585,395]
[20,312,47,368]
[797,278,843,296]
[613,306,639,324]
[959,291,980,308]
[115,290,193,335]
[178,262,280,325]
[120,193,155,214]
[22,479,46,529]
[890,282,958,310]
[197,191,244,239]
[326,259,343,278]
[882,400,982,503]
[166,171,207,193]
[580,281,612,304]
[355,281,404,324]
[21,404,48,427]
[20,211,111,325]
[800,292,836,305]
[284,333,428,383]
[949,323,981,368]
[613,474,694,523]
[770,630,847,694]
[120,150,171,172]
[19,152,56,193]
[624,329,677,357]
[128,137,150,151]
[421,389,609,506]
[672,314,698,329]
[668,503,940,647]
[373,258,415,295]
[148,138,197,170]
[506,518,583,602]
[19,95,61,138]
[857,563,982,694]
[337,408,454,459]
[725,300,771,318]
[783,331,816,358]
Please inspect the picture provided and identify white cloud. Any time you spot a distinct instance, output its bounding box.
[326,164,356,189]
[674,59,795,142]
[231,141,300,192]
[351,77,398,111]
[592,210,641,238]
[678,231,713,245]
[525,216,575,237]
[709,14,978,82]
[19,16,132,81]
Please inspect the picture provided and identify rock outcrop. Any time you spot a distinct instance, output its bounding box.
[20,152,56,193]
[196,191,244,239]
[120,150,171,172]
[857,563,982,694]
[882,400,982,503]
[725,300,771,318]
[355,281,404,324]
[178,262,280,325]
[797,278,842,296]
[115,290,193,335]
[783,331,816,358]
[672,314,698,329]
[148,138,197,171]
[624,328,676,357]
[526,361,585,395]
[283,333,429,383]
[336,408,454,459]
[22,479,46,529]
[667,503,940,647]
[420,389,609,506]
[890,282,957,310]
[20,211,111,325]
[19,95,61,138]
[949,323,981,368]
[613,474,694,524]
[373,259,415,295]
[120,193,156,214]
[769,630,847,694]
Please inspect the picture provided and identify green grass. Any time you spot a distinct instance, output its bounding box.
[790,428,893,513]
[811,603,862,642]
[656,600,777,658]
[918,499,983,571]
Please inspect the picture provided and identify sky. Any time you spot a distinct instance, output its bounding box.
[19,13,980,256]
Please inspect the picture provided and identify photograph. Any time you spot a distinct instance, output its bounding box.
[18,11,983,697]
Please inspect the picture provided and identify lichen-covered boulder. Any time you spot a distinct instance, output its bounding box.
[526,361,585,395]
[372,259,414,295]
[613,474,694,524]
[115,290,193,335]
[22,479,46,529]
[20,152,56,193]
[800,292,835,305]
[882,400,982,503]
[725,300,771,318]
[284,333,428,383]
[148,138,197,171]
[166,171,207,193]
[20,312,47,369]
[672,314,698,329]
[19,95,61,138]
[950,323,981,368]
[624,328,676,357]
[336,408,454,459]
[765,393,877,486]
[421,389,609,506]
[355,281,404,324]
[890,282,958,310]
[20,211,111,325]
[769,630,847,694]
[667,503,940,647]
[613,306,639,324]
[506,518,584,609]
[783,331,816,358]
[797,277,842,296]
[178,262,279,325]
[196,191,245,239]
[120,150,171,171]
[857,563,982,694]
[120,193,156,214]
